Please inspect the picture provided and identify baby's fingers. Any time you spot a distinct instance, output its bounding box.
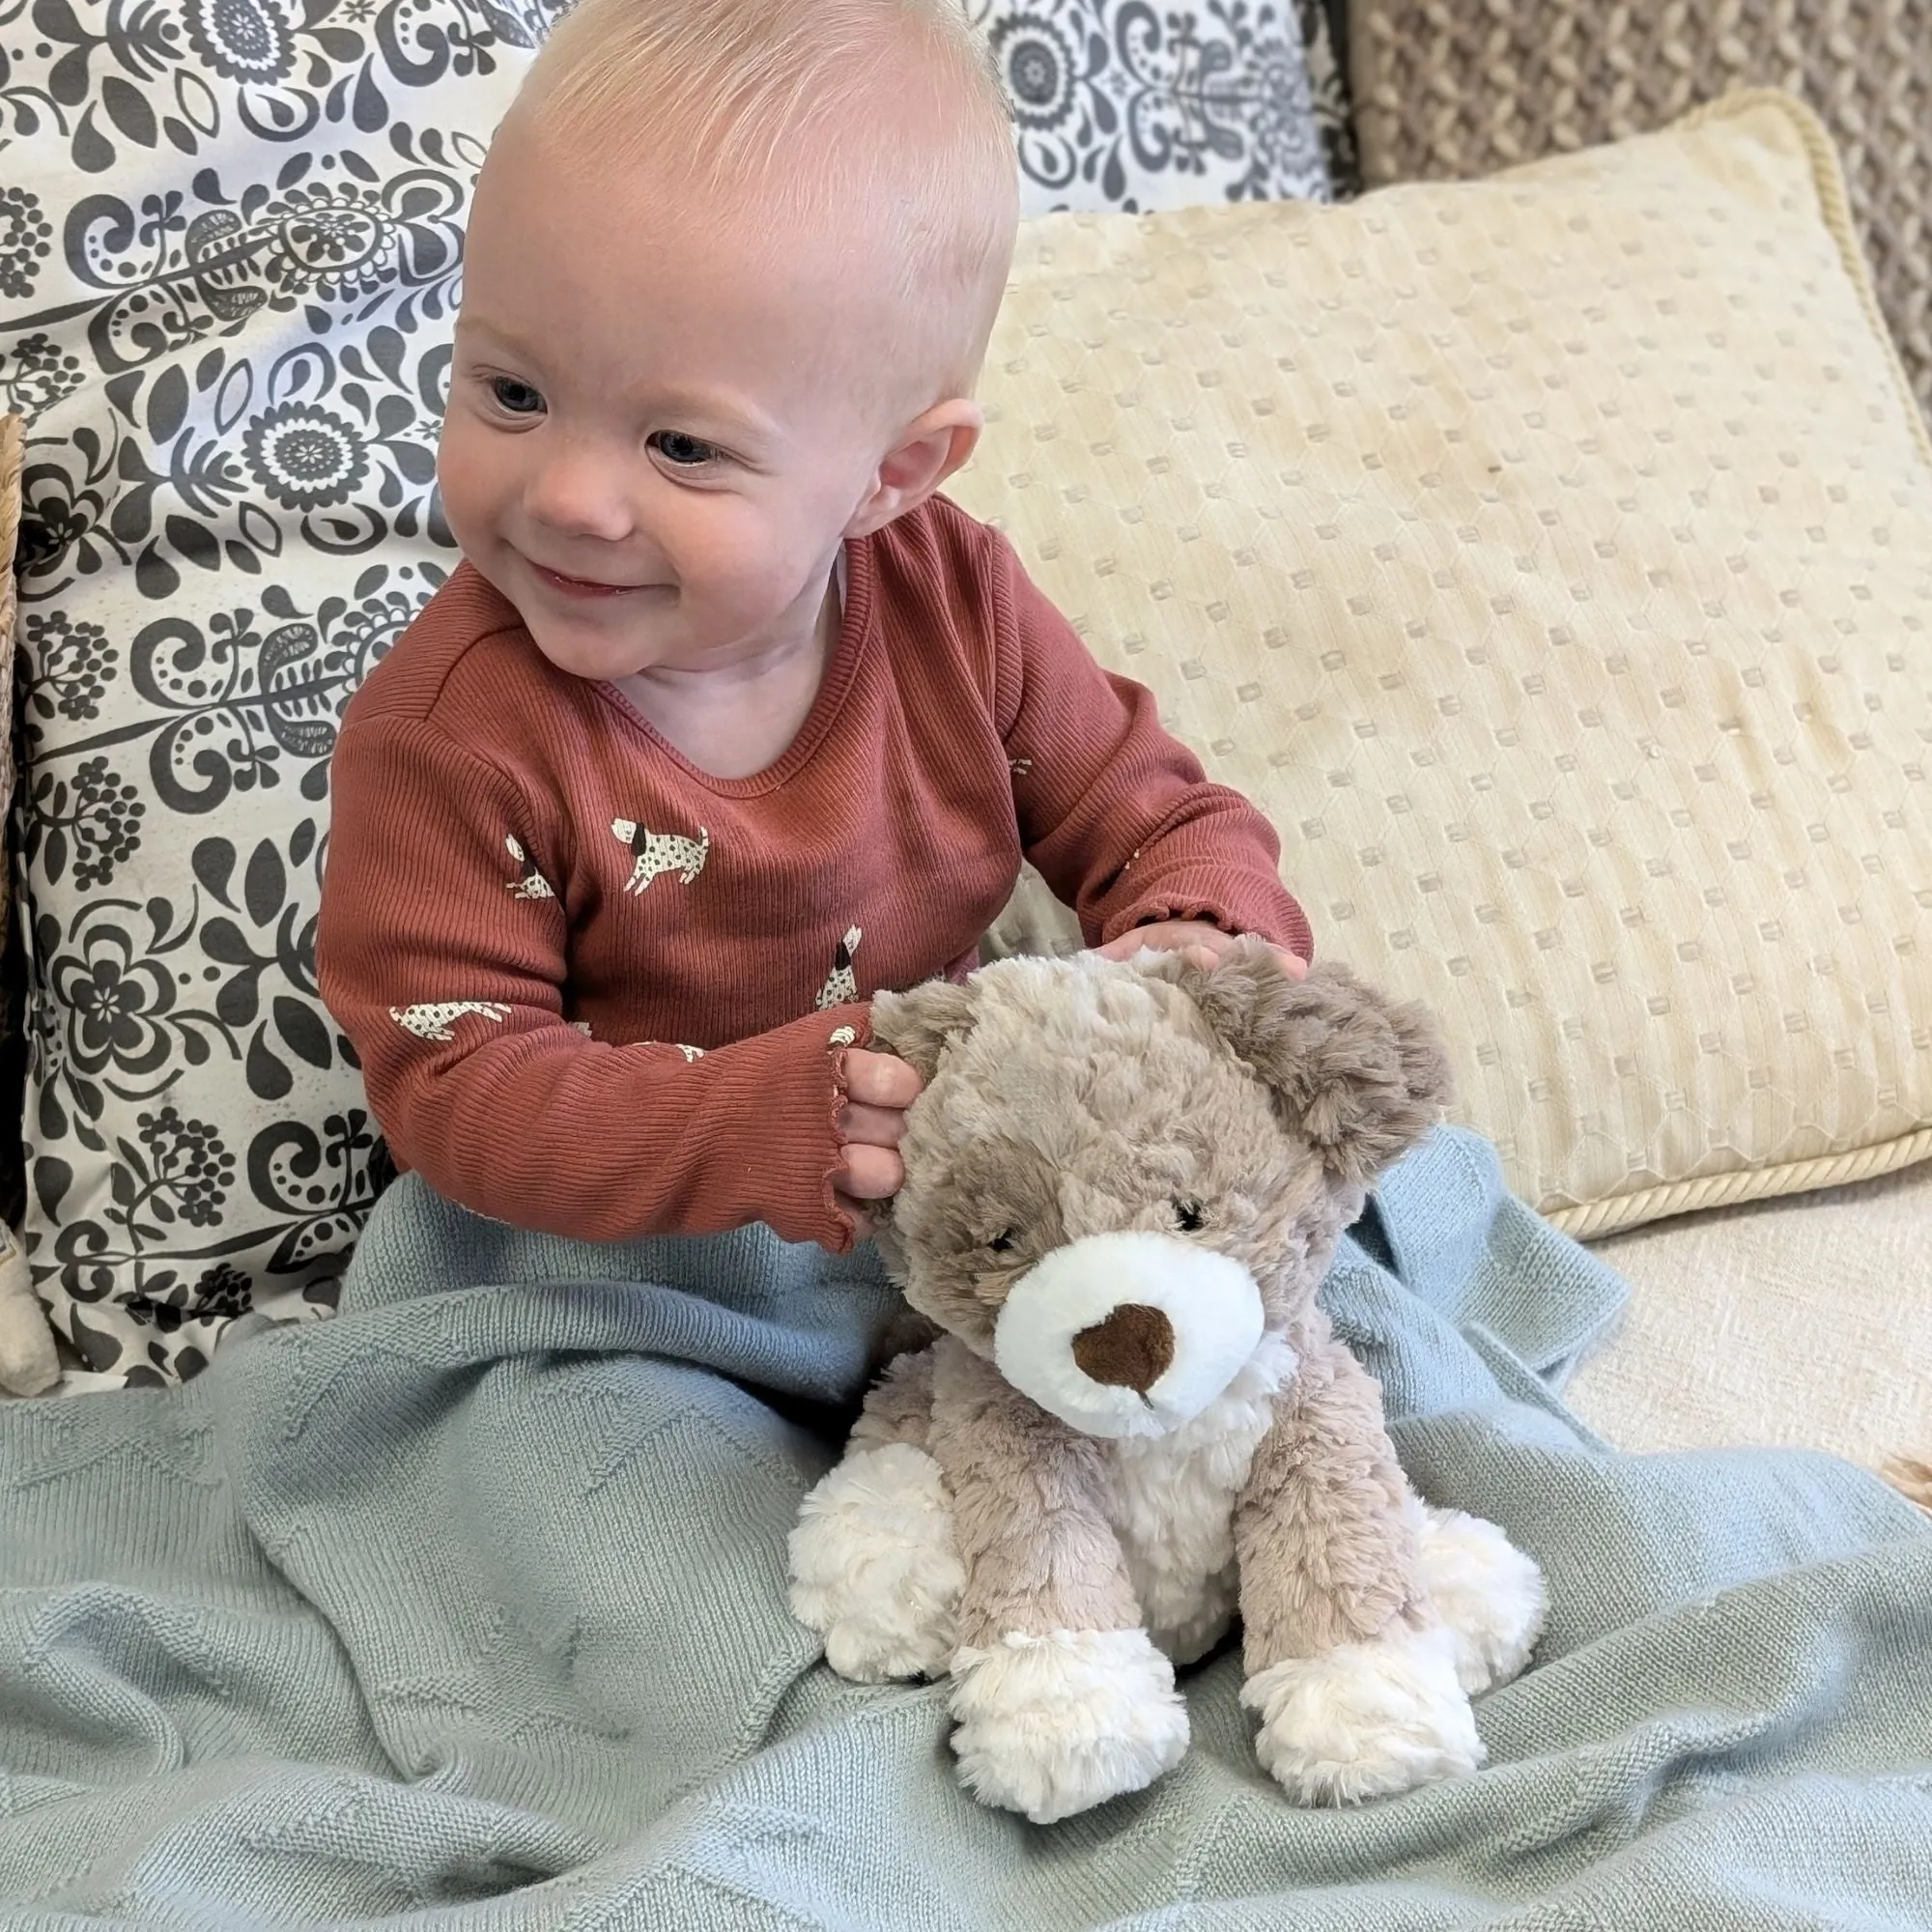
[838,1101,907,1149]
[843,1048,923,1110]
[836,1142,903,1202]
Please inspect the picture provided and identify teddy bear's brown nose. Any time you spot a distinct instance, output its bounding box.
[1070,1303,1176,1394]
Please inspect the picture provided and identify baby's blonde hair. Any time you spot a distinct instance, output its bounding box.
[516,0,1019,412]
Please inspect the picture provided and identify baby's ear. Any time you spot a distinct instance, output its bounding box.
[1168,944,1453,1185]
[868,977,979,1083]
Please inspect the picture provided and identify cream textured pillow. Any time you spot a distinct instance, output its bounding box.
[952,91,1932,1237]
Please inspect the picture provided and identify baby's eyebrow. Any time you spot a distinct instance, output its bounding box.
[454,314,540,362]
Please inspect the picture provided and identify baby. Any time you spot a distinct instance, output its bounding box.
[317,0,1312,1255]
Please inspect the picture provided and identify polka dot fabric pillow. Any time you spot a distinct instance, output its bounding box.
[952,92,1932,1237]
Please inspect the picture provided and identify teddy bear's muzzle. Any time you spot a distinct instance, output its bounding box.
[992,1231,1266,1438]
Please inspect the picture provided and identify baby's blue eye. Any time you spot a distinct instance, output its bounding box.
[490,376,545,416]
[649,430,719,468]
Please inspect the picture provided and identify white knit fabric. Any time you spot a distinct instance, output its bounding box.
[1568,1158,1932,1471]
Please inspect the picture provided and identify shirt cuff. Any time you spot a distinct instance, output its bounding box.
[771,1001,874,1253]
[1100,871,1315,963]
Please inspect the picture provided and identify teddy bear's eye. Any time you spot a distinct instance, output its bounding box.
[1174,1198,1206,1233]
[986,1229,1016,1254]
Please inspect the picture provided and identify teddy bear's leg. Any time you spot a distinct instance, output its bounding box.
[927,1344,1189,1826]
[1233,1339,1482,1805]
[0,1232,59,1398]
[1407,1492,1547,1695]
[788,1349,965,1683]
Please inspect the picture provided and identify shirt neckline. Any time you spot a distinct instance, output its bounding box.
[592,537,873,799]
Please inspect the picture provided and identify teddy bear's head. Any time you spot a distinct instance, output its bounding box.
[869,944,1449,1440]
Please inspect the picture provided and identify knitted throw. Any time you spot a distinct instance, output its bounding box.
[1,1126,1929,1924]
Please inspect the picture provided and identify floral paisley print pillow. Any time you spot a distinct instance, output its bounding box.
[1,0,566,1387]
[969,0,1343,211]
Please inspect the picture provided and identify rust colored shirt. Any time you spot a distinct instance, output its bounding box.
[318,496,1311,1251]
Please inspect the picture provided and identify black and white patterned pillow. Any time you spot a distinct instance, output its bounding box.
[2,0,1340,1391]
[1300,0,1357,194]
[2,0,565,1388]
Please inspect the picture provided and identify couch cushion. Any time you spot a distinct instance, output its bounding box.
[1566,1155,1932,1472]
[1,2,569,1386]
[952,90,1932,1237]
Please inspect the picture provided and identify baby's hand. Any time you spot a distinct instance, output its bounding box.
[833,1048,924,1237]
[1095,920,1308,980]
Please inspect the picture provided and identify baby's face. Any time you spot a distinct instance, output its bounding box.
[441,124,905,681]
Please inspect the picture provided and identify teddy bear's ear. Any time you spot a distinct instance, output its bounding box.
[868,977,979,1083]
[1171,945,1454,1185]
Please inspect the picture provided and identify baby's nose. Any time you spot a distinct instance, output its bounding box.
[1071,1303,1176,1394]
[526,445,637,543]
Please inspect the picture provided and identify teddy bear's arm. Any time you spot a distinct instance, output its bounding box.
[788,1344,964,1685]
[1233,1331,1421,1662]
[1231,1326,1485,1804]
[927,1341,1137,1643]
[847,1345,936,1453]
[925,1339,1190,1823]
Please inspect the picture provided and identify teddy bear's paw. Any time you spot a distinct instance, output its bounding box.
[948,1627,1190,1824]
[787,1442,963,1682]
[1415,1503,1547,1694]
[1241,1620,1482,1805]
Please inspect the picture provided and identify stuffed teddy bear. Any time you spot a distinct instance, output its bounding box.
[789,943,1546,1824]
[0,1226,58,1397]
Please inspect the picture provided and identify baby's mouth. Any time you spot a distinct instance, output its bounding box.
[527,558,652,600]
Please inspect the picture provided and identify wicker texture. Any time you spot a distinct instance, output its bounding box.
[1350,1,1932,424]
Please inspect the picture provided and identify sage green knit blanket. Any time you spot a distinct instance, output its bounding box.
[2,1126,1928,1929]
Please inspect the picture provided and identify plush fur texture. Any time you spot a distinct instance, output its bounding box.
[992,1231,1264,1438]
[787,1441,963,1681]
[788,946,1547,1821]
[1241,1620,1480,1804]
[950,1627,1190,1824]
[1410,1495,1548,1693]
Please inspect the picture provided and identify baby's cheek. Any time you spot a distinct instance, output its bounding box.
[435,415,497,555]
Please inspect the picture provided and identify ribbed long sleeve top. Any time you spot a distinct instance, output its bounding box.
[318,496,1311,1251]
